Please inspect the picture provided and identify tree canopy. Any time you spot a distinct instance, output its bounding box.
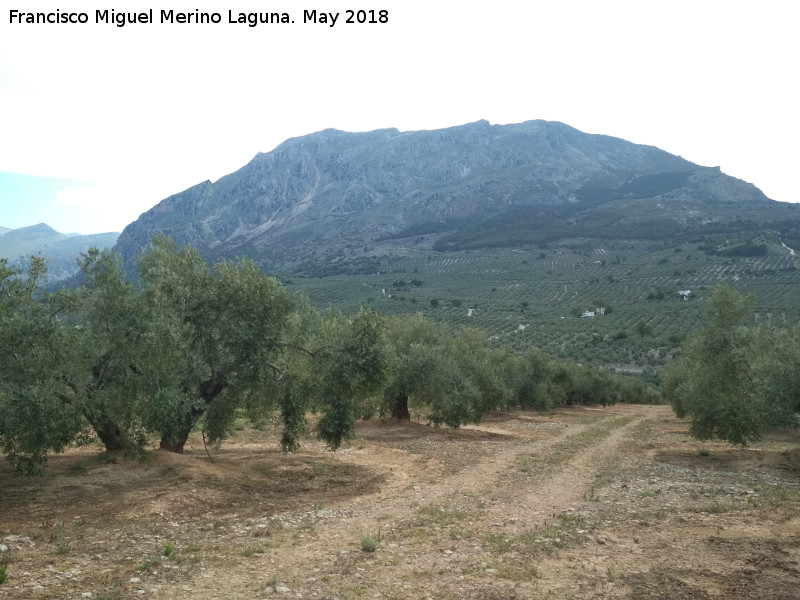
[0,240,392,472]
[663,284,800,445]
[1,239,665,474]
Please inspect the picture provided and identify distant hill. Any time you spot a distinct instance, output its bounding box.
[0,223,119,282]
[114,119,796,275]
[0,223,67,257]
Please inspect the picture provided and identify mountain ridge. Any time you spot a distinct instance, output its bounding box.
[106,119,789,275]
[0,223,119,282]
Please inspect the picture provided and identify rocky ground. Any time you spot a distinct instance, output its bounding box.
[1,404,798,599]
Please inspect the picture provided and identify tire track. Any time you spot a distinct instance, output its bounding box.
[482,413,645,534]
[162,409,646,599]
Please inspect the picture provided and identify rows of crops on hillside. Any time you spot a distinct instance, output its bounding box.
[290,241,800,371]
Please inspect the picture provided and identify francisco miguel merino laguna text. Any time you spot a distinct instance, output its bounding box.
[8,8,389,27]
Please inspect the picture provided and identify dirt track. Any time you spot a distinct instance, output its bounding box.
[1,404,798,599]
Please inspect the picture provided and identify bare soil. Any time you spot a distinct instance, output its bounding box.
[1,404,798,599]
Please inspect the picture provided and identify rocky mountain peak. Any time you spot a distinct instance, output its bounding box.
[113,120,772,273]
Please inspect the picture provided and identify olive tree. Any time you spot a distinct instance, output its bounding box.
[516,347,561,411]
[68,248,154,452]
[1,249,178,471]
[663,284,799,444]
[286,307,391,451]
[137,236,302,452]
[380,314,514,427]
[0,257,85,474]
[1,238,393,470]
[138,236,392,453]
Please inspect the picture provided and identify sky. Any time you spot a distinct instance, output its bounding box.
[0,1,797,235]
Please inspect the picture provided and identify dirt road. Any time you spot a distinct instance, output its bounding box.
[1,404,798,599]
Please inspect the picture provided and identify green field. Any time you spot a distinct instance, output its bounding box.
[288,238,800,375]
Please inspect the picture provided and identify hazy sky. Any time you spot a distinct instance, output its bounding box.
[1,1,797,235]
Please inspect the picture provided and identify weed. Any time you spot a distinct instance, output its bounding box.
[483,532,512,552]
[449,527,471,541]
[162,542,176,557]
[585,477,605,501]
[639,488,661,498]
[0,565,6,584]
[137,560,155,572]
[769,489,791,508]
[516,454,533,473]
[515,513,594,556]
[417,504,470,526]
[704,501,731,514]
[251,527,272,539]
[186,543,202,552]
[698,447,711,457]
[242,546,262,557]
[297,522,316,534]
[360,534,377,553]
[94,581,125,600]
[51,523,70,555]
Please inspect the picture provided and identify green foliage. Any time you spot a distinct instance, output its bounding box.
[0,237,397,472]
[291,236,800,374]
[556,363,620,407]
[311,308,391,449]
[516,347,558,411]
[0,256,86,474]
[380,314,515,428]
[52,523,70,555]
[138,235,299,451]
[663,284,800,445]
[360,534,378,553]
[722,241,768,257]
[72,248,154,453]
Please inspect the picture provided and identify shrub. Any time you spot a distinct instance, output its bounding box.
[360,534,377,553]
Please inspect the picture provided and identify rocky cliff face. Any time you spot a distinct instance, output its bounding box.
[114,120,770,272]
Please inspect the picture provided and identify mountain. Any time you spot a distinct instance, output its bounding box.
[0,223,119,282]
[114,120,792,274]
[0,223,67,257]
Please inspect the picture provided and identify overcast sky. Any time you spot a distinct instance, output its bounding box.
[1,1,797,235]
